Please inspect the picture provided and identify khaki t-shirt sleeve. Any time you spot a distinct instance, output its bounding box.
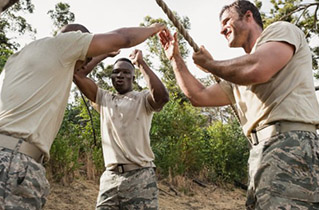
[55,31,94,65]
[141,90,159,114]
[256,22,302,53]
[219,80,236,105]
[90,87,105,113]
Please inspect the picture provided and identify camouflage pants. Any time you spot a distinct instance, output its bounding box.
[96,167,158,210]
[246,131,319,209]
[0,140,50,210]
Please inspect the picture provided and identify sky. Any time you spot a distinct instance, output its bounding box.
[15,0,253,78]
[9,0,319,90]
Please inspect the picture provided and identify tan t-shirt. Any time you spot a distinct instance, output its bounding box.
[0,31,94,158]
[220,21,319,136]
[91,88,157,169]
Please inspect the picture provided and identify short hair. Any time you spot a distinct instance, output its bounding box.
[59,23,90,33]
[113,58,135,69]
[220,0,263,30]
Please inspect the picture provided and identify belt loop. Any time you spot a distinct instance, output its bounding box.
[118,164,124,173]
[39,155,45,164]
[275,121,281,134]
[250,131,259,146]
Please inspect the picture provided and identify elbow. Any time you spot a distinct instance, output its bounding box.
[189,100,202,107]
[73,73,80,84]
[186,96,202,107]
[163,93,170,105]
[163,89,170,103]
[73,71,86,81]
[159,91,170,106]
[155,91,170,109]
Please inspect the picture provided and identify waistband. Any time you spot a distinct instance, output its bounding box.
[249,121,317,146]
[0,134,44,164]
[109,162,154,174]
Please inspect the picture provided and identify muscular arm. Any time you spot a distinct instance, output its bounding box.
[86,24,167,58]
[171,54,231,107]
[73,54,111,102]
[159,31,231,107]
[130,49,169,110]
[193,41,295,85]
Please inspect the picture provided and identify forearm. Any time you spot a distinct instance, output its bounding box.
[88,26,162,57]
[81,54,108,76]
[203,54,260,85]
[171,55,207,102]
[73,74,97,102]
[115,26,160,48]
[137,60,169,103]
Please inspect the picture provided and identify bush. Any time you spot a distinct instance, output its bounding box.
[203,120,249,183]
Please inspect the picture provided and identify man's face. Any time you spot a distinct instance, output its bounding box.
[220,8,248,48]
[111,61,135,94]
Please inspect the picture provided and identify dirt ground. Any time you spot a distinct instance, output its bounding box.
[44,178,246,210]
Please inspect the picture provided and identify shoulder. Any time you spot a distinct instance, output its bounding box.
[258,21,304,49]
[264,21,304,38]
[95,87,112,104]
[266,21,300,33]
[55,31,93,43]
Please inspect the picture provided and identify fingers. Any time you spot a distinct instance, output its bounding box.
[129,49,141,57]
[173,32,178,41]
[150,23,168,36]
[158,31,167,47]
[158,29,175,49]
[108,50,120,57]
[129,49,143,65]
[129,50,136,61]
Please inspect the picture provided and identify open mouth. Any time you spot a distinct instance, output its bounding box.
[115,80,124,85]
[226,31,232,40]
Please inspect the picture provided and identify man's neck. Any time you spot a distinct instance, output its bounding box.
[244,25,263,54]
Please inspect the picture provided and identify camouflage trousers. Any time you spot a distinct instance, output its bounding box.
[96,167,158,210]
[246,131,319,209]
[0,140,50,210]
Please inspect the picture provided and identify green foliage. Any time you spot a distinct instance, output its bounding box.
[0,48,13,73]
[0,2,259,186]
[47,2,75,35]
[48,97,104,182]
[0,0,35,51]
[151,99,208,177]
[151,98,249,183]
[140,15,190,100]
[47,105,83,182]
[203,121,249,183]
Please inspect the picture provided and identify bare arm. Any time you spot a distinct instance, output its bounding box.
[159,30,231,107]
[130,49,169,110]
[73,51,119,102]
[192,41,295,85]
[1,0,19,13]
[86,23,167,58]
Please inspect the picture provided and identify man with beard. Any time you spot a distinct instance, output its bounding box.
[159,0,319,209]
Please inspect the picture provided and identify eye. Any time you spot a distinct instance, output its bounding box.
[222,18,230,27]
